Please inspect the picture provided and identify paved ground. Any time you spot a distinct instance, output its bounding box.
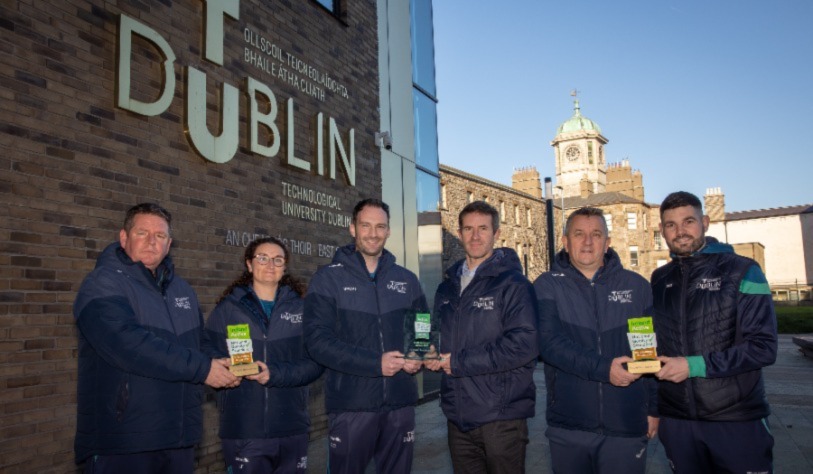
[307,334,813,472]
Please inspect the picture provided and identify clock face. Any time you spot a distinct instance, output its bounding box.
[565,146,581,161]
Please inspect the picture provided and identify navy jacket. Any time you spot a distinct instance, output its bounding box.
[433,248,538,432]
[651,237,777,421]
[304,244,428,413]
[535,248,658,438]
[203,285,323,439]
[73,243,211,463]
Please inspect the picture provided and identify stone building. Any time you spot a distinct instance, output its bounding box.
[439,165,549,281]
[440,96,807,298]
[439,98,669,282]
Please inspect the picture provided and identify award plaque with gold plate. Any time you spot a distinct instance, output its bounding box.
[226,323,260,376]
[626,316,661,374]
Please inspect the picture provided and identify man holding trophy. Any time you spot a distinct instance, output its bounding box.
[534,207,658,474]
[305,199,429,474]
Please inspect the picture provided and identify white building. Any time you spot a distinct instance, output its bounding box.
[705,188,813,302]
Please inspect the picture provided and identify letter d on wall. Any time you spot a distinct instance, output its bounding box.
[117,15,176,116]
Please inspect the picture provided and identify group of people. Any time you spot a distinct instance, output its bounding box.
[73,191,777,474]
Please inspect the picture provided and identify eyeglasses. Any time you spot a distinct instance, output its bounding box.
[253,255,285,267]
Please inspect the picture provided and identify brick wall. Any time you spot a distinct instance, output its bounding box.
[0,0,380,471]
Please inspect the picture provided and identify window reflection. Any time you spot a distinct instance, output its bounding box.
[410,0,436,96]
[413,91,438,171]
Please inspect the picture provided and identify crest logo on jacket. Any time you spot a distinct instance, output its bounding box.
[280,312,303,324]
[174,297,191,309]
[473,296,495,310]
[608,290,633,303]
[697,277,721,291]
[387,281,407,294]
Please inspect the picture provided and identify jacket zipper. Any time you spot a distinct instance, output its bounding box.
[453,274,471,427]
[372,274,386,406]
[161,288,185,445]
[592,278,604,433]
[679,260,697,419]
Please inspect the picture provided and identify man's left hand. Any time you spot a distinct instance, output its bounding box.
[245,361,270,385]
[655,356,690,383]
[609,356,641,387]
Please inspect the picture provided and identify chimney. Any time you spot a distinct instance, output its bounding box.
[512,166,542,198]
[704,187,726,222]
[580,175,593,198]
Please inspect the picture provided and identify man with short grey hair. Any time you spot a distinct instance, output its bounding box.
[534,206,658,474]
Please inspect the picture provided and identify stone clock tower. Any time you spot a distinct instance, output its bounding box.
[551,97,608,197]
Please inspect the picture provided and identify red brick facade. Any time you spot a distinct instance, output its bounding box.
[0,1,380,471]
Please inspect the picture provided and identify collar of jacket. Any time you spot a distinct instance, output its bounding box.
[332,243,396,280]
[445,247,523,281]
[230,284,297,327]
[98,241,174,292]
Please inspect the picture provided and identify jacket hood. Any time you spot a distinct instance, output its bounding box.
[552,247,623,281]
[445,247,523,280]
[331,243,397,279]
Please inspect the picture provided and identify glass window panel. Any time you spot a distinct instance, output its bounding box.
[416,170,439,213]
[410,0,436,96]
[413,90,438,171]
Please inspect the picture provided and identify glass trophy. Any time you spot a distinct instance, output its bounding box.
[226,323,260,376]
[403,312,440,360]
[626,316,661,373]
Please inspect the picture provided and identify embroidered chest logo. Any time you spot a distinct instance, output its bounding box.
[608,290,633,303]
[472,296,495,310]
[387,281,408,294]
[343,286,357,292]
[697,278,722,291]
[174,297,191,309]
[280,312,303,324]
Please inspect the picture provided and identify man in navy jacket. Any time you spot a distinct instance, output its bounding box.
[534,206,658,474]
[305,199,428,474]
[426,201,538,473]
[73,203,239,473]
[652,191,777,474]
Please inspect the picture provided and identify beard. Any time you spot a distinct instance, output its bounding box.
[667,234,705,256]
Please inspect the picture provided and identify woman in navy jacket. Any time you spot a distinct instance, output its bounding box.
[204,237,323,473]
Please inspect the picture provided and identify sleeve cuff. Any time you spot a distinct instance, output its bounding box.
[687,355,707,378]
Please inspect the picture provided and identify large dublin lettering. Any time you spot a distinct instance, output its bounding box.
[115,0,356,186]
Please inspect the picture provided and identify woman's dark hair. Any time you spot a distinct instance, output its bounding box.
[217,236,307,303]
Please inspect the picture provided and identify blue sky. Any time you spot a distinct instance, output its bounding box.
[432,1,812,212]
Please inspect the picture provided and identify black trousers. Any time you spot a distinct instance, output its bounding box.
[83,447,194,474]
[447,418,529,474]
[659,416,774,474]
